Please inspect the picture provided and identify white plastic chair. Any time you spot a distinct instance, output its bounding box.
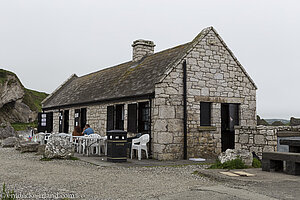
[131,134,150,160]
[86,134,102,155]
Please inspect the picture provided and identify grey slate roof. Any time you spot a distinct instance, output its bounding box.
[42,27,257,109]
[42,42,192,109]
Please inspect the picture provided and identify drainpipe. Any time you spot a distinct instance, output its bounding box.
[149,97,152,157]
[183,60,188,160]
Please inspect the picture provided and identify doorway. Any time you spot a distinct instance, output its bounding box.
[138,102,150,134]
[63,110,69,133]
[221,103,239,152]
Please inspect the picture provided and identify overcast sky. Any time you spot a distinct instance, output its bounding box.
[0,0,299,119]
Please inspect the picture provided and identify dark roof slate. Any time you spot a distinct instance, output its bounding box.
[43,42,191,109]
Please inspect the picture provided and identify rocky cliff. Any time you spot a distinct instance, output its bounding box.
[0,69,48,124]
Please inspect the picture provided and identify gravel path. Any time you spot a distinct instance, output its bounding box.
[0,148,215,200]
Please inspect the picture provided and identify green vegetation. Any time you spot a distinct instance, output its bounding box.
[68,156,79,161]
[271,121,285,126]
[209,158,247,170]
[1,183,15,200]
[40,157,52,161]
[252,158,262,168]
[11,121,37,131]
[22,88,48,112]
[40,157,79,161]
[0,69,16,85]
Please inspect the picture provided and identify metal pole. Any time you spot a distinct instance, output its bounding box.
[183,60,188,160]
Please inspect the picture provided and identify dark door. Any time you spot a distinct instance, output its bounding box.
[47,112,53,133]
[138,102,150,134]
[221,103,239,152]
[80,108,87,128]
[115,105,124,130]
[59,111,63,133]
[127,104,138,133]
[63,110,69,133]
[107,106,115,131]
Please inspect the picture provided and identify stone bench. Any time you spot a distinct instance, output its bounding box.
[262,152,300,175]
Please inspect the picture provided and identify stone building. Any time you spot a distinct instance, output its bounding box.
[41,27,257,160]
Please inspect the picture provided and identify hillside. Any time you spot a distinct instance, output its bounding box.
[0,69,48,124]
[265,119,289,125]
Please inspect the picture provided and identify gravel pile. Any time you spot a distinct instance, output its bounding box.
[0,148,215,199]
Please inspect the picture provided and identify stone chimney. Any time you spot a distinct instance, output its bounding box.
[132,39,155,62]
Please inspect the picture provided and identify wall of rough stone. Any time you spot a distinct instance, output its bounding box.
[235,126,277,158]
[52,111,59,133]
[235,126,300,158]
[152,29,257,160]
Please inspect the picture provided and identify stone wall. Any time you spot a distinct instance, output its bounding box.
[235,126,300,158]
[152,28,257,160]
[235,126,277,158]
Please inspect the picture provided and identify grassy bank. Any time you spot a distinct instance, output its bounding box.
[11,122,37,131]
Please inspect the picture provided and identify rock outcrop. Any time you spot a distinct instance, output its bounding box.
[44,134,73,159]
[218,149,253,166]
[0,69,48,124]
[0,72,24,108]
[2,137,18,148]
[0,123,16,139]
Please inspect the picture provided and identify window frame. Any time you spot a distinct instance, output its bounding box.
[200,102,212,126]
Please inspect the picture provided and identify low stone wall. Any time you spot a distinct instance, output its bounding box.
[235,125,300,158]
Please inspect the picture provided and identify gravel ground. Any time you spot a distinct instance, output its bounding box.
[0,148,215,200]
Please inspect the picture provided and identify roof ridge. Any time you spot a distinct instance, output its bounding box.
[78,42,191,80]
[42,74,78,106]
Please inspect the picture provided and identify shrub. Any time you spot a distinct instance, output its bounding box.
[1,183,15,200]
[209,158,247,169]
[252,158,262,168]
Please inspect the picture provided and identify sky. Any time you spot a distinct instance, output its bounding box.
[0,0,299,119]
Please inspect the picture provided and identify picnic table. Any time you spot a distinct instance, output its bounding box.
[280,139,300,153]
[262,139,300,175]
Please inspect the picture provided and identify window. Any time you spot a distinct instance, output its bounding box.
[74,109,80,127]
[200,102,211,126]
[59,111,63,132]
[138,102,150,133]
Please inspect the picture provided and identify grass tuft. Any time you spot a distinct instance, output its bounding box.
[1,183,15,200]
[252,158,262,168]
[209,158,248,170]
[40,157,52,161]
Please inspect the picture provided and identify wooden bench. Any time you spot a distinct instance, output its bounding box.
[262,152,300,175]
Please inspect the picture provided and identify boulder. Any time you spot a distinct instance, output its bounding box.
[0,72,25,108]
[2,137,18,148]
[43,134,73,159]
[0,124,15,139]
[37,144,46,155]
[20,142,39,153]
[218,149,253,166]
